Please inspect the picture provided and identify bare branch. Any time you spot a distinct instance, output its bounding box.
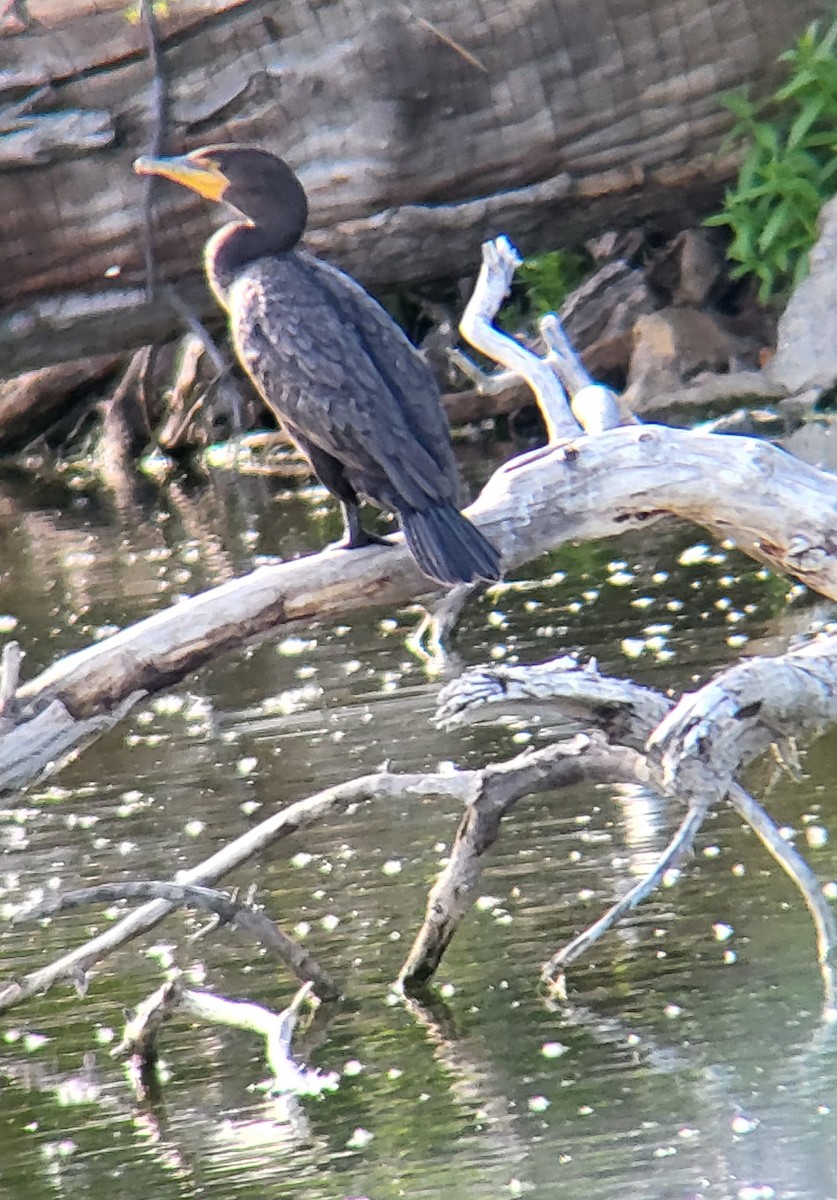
[541,798,710,995]
[0,641,21,722]
[458,237,580,442]
[728,784,837,1016]
[12,880,339,1000]
[651,634,837,803]
[1,415,834,780]
[0,692,144,793]
[398,735,652,989]
[435,654,670,748]
[0,770,472,1013]
[434,648,837,1008]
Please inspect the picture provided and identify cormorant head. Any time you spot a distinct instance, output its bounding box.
[134,145,309,246]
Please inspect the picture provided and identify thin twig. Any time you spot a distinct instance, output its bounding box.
[402,10,488,72]
[541,799,711,996]
[12,879,339,999]
[114,978,336,1096]
[729,783,837,1015]
[140,0,168,300]
[0,641,21,720]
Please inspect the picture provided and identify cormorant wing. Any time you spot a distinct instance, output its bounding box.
[228,252,461,510]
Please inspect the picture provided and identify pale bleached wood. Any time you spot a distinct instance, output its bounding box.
[458,236,579,442]
[541,798,711,994]
[434,648,837,1011]
[650,634,837,802]
[0,692,143,791]
[7,423,837,721]
[435,654,672,743]
[0,770,472,1012]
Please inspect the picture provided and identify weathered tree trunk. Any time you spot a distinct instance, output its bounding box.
[1,0,828,377]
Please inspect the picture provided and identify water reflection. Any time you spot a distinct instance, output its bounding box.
[1,461,836,1200]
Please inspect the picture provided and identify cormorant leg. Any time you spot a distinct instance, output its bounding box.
[334,502,391,550]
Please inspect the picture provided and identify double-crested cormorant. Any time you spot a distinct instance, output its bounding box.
[134,145,502,585]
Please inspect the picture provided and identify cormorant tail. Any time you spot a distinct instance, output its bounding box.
[400,504,502,585]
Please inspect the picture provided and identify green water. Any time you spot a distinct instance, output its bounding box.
[1,462,836,1200]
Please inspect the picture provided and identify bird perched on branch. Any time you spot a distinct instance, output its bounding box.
[134,145,501,586]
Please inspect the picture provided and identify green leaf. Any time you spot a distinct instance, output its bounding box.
[758,202,791,254]
[720,88,757,119]
[707,9,837,305]
[787,95,826,148]
[775,67,818,102]
[788,255,810,295]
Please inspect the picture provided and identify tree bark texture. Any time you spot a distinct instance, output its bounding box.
[1,0,828,376]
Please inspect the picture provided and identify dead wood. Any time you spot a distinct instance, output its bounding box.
[541,797,712,994]
[2,413,835,796]
[4,237,837,793]
[0,691,143,792]
[435,648,837,1011]
[97,347,155,487]
[2,0,823,375]
[0,769,472,1012]
[397,735,651,989]
[0,354,123,454]
[0,640,21,722]
[12,879,339,999]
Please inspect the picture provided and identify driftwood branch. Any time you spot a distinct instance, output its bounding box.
[542,797,711,994]
[458,236,579,442]
[435,645,837,1011]
[0,691,144,793]
[0,640,21,721]
[650,635,837,802]
[12,880,338,1000]
[397,735,652,989]
[728,783,837,996]
[0,770,472,1013]
[115,977,337,1096]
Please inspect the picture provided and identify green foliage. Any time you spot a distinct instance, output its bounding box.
[498,248,590,332]
[706,13,837,303]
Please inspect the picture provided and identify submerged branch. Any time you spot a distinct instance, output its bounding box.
[12,880,339,1000]
[541,797,711,994]
[0,769,471,1013]
[435,644,837,1008]
[115,977,337,1096]
[398,735,652,989]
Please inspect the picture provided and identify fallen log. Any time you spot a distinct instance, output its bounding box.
[1,0,823,375]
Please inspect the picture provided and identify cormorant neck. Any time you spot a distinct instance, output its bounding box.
[205,219,301,308]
